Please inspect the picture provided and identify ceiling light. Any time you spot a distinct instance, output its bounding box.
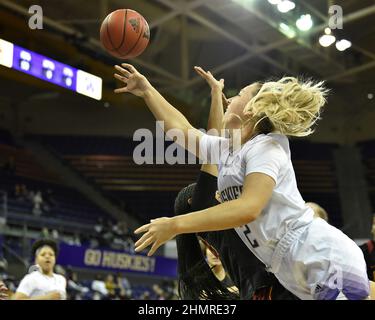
[335,39,352,51]
[319,28,336,47]
[268,0,282,5]
[277,1,295,13]
[279,23,296,38]
[296,14,313,31]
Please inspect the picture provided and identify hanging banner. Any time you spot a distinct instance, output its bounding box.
[57,243,177,278]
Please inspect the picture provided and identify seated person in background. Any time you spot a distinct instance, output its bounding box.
[66,270,89,300]
[91,274,108,298]
[116,273,132,299]
[104,274,117,298]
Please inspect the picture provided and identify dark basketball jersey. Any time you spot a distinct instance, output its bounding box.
[220,274,235,290]
[359,240,375,281]
[191,170,298,300]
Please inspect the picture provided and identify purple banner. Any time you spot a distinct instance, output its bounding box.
[57,243,177,278]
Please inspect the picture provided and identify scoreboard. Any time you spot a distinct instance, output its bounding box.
[0,38,102,101]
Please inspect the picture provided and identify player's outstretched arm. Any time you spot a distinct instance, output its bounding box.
[134,172,275,256]
[194,66,226,133]
[195,66,227,177]
[114,64,203,157]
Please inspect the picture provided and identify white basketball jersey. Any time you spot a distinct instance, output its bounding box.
[200,133,314,268]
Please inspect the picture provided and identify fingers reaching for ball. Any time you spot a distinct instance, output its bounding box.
[194,66,224,91]
[113,64,153,98]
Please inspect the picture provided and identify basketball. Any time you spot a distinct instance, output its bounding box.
[100,9,150,60]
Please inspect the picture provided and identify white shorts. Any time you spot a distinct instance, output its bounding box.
[270,218,370,300]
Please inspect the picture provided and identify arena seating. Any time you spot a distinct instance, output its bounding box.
[0,133,112,226]
[36,135,200,221]
[358,140,375,212]
[35,134,343,226]
[290,139,342,227]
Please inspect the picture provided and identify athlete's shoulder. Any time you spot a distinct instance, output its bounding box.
[243,134,288,162]
[20,272,39,283]
[54,273,67,283]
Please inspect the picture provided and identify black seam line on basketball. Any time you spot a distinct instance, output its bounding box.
[123,17,145,57]
[106,13,118,54]
[102,15,112,51]
[114,9,128,51]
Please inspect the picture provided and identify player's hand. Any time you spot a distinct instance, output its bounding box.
[222,92,230,110]
[194,66,224,92]
[0,281,8,300]
[45,291,62,300]
[114,64,152,98]
[134,217,178,256]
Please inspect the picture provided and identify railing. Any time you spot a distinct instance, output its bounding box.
[1,241,28,269]
[0,192,96,235]
[5,211,96,235]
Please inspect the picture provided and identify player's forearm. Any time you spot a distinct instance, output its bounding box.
[12,293,49,300]
[28,295,53,300]
[207,88,224,133]
[143,86,193,133]
[201,88,223,176]
[174,198,258,234]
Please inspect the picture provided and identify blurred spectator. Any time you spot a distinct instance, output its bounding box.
[72,233,81,246]
[32,191,43,216]
[66,271,89,300]
[116,273,132,298]
[40,227,50,239]
[51,229,59,241]
[89,237,99,249]
[104,274,117,298]
[0,257,8,272]
[94,218,104,235]
[152,284,166,300]
[92,291,101,300]
[124,237,135,252]
[140,291,150,300]
[161,279,179,300]
[102,228,114,247]
[91,274,108,298]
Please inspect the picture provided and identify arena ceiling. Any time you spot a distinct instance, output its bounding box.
[0,0,375,142]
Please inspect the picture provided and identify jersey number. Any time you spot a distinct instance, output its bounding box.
[243,225,259,248]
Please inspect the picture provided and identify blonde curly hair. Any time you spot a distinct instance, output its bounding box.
[244,77,329,137]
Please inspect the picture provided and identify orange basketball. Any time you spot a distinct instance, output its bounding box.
[100,9,150,59]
